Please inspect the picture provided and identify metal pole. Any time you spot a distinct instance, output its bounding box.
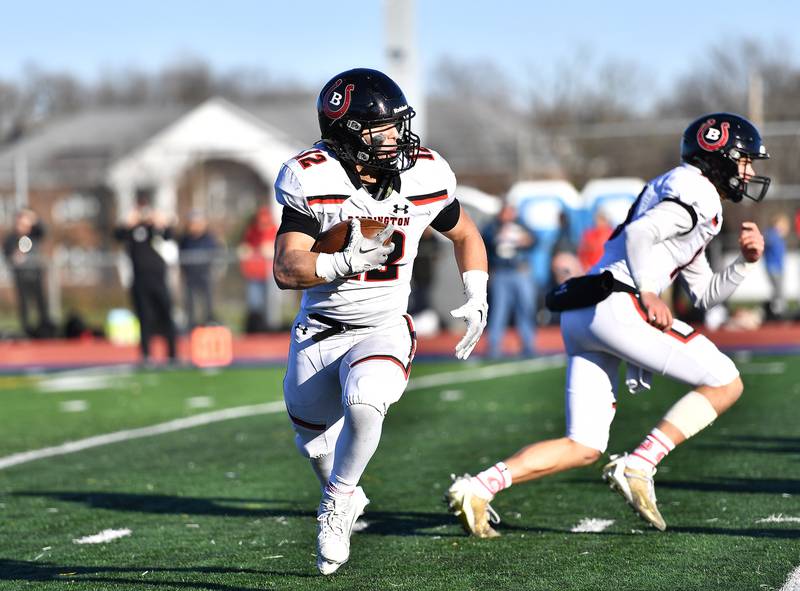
[748,69,764,128]
[384,0,424,140]
[14,151,28,209]
[48,249,62,326]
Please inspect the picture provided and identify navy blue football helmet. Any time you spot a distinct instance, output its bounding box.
[680,112,770,202]
[317,68,420,174]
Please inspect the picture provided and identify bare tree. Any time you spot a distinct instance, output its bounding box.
[429,57,514,107]
[522,49,651,184]
[657,38,800,120]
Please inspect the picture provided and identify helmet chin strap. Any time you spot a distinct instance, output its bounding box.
[361,171,397,201]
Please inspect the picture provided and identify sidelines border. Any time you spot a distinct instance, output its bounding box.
[0,356,566,471]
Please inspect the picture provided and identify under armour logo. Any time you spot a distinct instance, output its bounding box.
[393,204,409,214]
[295,323,308,335]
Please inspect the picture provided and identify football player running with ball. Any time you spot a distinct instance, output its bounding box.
[446,113,769,536]
[273,68,488,574]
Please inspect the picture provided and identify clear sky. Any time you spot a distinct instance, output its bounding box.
[1,0,798,102]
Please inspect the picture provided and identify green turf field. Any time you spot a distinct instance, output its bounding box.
[0,355,798,590]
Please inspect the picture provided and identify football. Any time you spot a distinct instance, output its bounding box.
[311,219,390,254]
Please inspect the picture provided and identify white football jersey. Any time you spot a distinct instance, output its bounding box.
[595,163,723,294]
[275,142,457,326]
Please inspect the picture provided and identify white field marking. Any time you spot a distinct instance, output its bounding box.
[59,400,89,413]
[0,357,565,471]
[739,362,786,375]
[37,375,118,393]
[570,518,615,533]
[35,365,135,393]
[780,565,800,591]
[0,402,285,470]
[352,520,370,532]
[439,389,463,402]
[73,528,132,544]
[407,356,566,392]
[756,514,800,524]
[186,396,214,409]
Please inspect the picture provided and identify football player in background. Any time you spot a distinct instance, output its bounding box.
[446,113,769,536]
[272,68,488,574]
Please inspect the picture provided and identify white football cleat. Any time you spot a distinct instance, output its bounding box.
[445,474,501,538]
[316,486,370,575]
[602,453,666,531]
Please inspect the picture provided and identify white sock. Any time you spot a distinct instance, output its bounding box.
[310,453,334,491]
[327,404,384,497]
[626,428,676,473]
[470,461,513,500]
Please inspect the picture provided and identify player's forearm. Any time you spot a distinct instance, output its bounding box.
[692,255,751,310]
[451,232,488,275]
[273,250,328,289]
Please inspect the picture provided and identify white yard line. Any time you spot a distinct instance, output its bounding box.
[0,357,565,471]
[0,402,285,470]
[739,362,786,375]
[37,375,119,393]
[756,514,800,524]
[780,565,800,591]
[570,518,615,533]
[407,356,566,392]
[73,529,132,544]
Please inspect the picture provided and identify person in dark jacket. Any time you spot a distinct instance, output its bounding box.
[178,210,220,329]
[2,208,53,337]
[114,201,178,364]
[482,203,537,358]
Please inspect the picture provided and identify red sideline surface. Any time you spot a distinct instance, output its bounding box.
[0,322,798,371]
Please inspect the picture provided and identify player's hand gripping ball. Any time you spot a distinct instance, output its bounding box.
[312,219,391,253]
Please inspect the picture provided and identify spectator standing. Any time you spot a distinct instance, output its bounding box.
[549,211,583,298]
[764,213,789,319]
[178,210,220,329]
[2,208,53,337]
[238,205,277,332]
[408,227,441,333]
[578,211,614,271]
[114,202,178,364]
[483,204,537,358]
[794,207,800,240]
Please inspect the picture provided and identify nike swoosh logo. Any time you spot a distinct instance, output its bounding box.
[359,246,378,254]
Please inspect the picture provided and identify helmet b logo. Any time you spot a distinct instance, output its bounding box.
[697,118,730,152]
[323,79,354,121]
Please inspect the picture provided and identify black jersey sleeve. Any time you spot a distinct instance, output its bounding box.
[277,206,321,238]
[430,198,461,233]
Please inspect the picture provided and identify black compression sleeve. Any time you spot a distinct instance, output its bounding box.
[277,206,320,238]
[430,198,461,232]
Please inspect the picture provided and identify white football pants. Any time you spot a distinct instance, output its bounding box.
[283,313,416,462]
[560,291,738,452]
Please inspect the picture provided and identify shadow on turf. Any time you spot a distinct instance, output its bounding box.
[656,477,800,495]
[12,490,466,537]
[669,526,800,539]
[17,490,799,543]
[697,434,800,455]
[0,559,314,589]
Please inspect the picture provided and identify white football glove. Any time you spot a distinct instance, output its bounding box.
[450,270,489,360]
[315,219,395,281]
